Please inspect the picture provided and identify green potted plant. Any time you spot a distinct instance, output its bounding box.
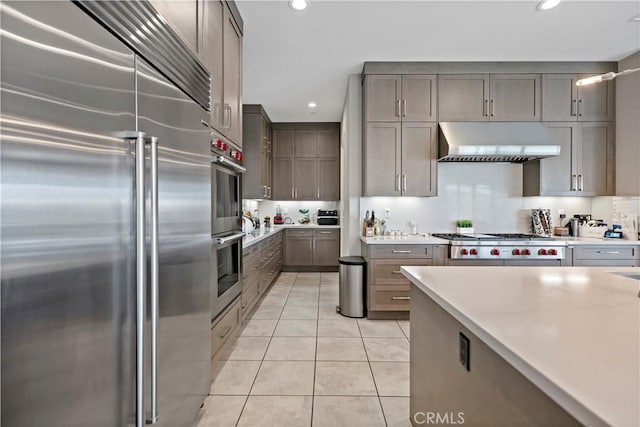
[456,219,474,234]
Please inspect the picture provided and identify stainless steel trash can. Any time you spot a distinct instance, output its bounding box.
[337,256,366,318]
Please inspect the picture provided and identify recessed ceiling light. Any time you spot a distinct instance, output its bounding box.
[537,0,560,11]
[290,0,308,11]
[631,13,640,22]
[308,102,317,108]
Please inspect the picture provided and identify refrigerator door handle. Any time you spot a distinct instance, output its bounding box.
[115,131,147,427]
[146,136,160,425]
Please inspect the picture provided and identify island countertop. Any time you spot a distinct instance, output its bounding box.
[401,266,640,427]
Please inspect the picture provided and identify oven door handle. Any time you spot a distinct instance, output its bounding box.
[213,232,246,246]
[212,155,246,173]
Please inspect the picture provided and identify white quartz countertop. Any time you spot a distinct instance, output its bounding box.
[554,237,640,246]
[401,266,640,427]
[243,224,340,249]
[360,235,450,245]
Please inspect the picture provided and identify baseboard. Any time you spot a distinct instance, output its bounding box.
[282,266,338,272]
[367,311,409,320]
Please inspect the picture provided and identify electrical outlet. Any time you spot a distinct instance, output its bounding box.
[384,208,391,218]
[558,209,565,218]
[459,332,470,371]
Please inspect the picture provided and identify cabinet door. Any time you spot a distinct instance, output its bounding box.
[222,6,242,145]
[542,74,578,122]
[294,158,318,199]
[317,128,340,158]
[264,121,273,197]
[577,75,614,121]
[273,129,294,157]
[313,237,339,266]
[490,74,541,121]
[401,123,437,196]
[578,122,614,195]
[364,75,402,122]
[438,75,489,121]
[536,123,578,195]
[318,158,340,200]
[150,0,199,54]
[401,75,437,122]
[272,157,294,200]
[294,129,317,158]
[363,122,402,196]
[202,0,224,131]
[285,237,313,266]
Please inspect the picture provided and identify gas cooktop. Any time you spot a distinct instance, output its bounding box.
[432,233,551,241]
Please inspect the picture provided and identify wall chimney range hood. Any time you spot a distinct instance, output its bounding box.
[438,122,561,163]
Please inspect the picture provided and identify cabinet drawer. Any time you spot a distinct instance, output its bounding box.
[573,246,638,260]
[573,259,640,267]
[370,245,432,259]
[369,285,410,311]
[370,259,433,285]
[243,243,260,259]
[287,229,313,237]
[241,279,260,315]
[313,228,340,237]
[211,297,241,357]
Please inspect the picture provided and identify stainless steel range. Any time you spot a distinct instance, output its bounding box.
[432,233,566,266]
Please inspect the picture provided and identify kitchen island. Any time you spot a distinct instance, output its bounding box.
[401,266,640,427]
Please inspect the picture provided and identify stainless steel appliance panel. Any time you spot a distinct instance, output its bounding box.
[1,2,136,425]
[136,59,211,426]
[211,160,242,233]
[211,231,244,320]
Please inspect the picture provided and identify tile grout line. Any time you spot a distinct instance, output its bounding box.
[311,274,321,427]
[357,318,390,427]
[234,273,297,427]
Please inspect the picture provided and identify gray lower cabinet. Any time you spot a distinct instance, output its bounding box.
[572,245,639,267]
[523,122,614,196]
[363,122,437,197]
[272,124,340,201]
[241,233,283,319]
[438,74,540,122]
[542,74,615,122]
[284,229,340,269]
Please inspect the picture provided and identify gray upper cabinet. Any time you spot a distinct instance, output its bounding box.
[364,75,402,122]
[242,105,272,199]
[438,74,490,121]
[523,122,614,196]
[439,74,540,121]
[489,74,540,121]
[401,123,438,196]
[363,122,402,196]
[150,0,199,54]
[364,75,437,122]
[542,74,614,122]
[222,6,242,146]
[272,124,340,201]
[362,121,437,197]
[202,0,224,131]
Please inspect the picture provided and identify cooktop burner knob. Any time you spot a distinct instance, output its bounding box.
[470,248,478,255]
[490,248,500,256]
[460,249,469,256]
[538,249,548,255]
[549,248,558,256]
[512,248,521,255]
[522,249,531,256]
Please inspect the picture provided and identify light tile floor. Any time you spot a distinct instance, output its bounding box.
[198,272,411,427]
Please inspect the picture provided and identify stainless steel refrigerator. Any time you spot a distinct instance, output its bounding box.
[1,2,211,426]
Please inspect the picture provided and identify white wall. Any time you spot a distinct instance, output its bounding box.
[360,163,593,234]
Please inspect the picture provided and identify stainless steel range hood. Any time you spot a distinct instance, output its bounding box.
[438,122,561,163]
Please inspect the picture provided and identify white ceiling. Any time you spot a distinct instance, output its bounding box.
[236,1,640,122]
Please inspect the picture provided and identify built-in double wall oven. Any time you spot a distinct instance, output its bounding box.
[210,136,245,321]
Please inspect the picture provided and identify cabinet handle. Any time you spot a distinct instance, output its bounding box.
[578,99,583,117]
[402,174,407,192]
[219,326,233,340]
[484,99,488,117]
[596,251,620,254]
[572,174,577,191]
[396,99,401,117]
[392,250,412,254]
[392,296,410,300]
[395,174,401,192]
[291,187,294,199]
[320,231,332,234]
[571,99,577,117]
[392,270,402,274]
[578,174,583,192]
[262,185,267,198]
[317,187,320,199]
[294,187,298,198]
[313,240,316,250]
[267,187,272,198]
[490,99,495,117]
[402,99,407,117]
